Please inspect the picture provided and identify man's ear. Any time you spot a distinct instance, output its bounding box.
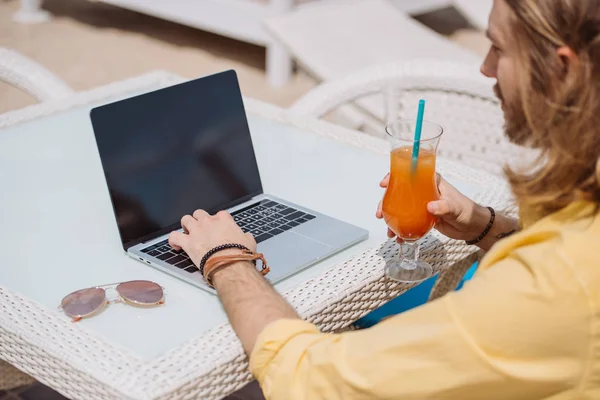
[557,46,579,75]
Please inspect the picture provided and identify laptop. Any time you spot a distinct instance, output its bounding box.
[90,70,369,293]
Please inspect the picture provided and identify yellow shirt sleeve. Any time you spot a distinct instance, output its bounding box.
[250,251,590,399]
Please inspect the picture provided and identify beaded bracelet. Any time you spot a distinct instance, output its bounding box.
[465,207,496,246]
[199,243,251,277]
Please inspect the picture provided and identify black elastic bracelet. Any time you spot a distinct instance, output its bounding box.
[465,207,495,246]
[496,229,517,239]
[199,243,250,276]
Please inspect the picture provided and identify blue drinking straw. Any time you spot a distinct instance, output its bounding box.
[411,99,426,175]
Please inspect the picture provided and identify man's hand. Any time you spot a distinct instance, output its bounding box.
[168,210,256,266]
[427,175,492,242]
[376,174,519,251]
[168,209,299,356]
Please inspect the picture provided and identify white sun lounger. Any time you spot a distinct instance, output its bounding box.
[265,0,481,131]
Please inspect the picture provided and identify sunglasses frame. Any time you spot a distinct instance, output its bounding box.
[59,280,165,322]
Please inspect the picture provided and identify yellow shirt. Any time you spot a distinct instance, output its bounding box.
[249,201,600,399]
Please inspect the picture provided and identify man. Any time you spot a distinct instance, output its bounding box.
[170,0,600,398]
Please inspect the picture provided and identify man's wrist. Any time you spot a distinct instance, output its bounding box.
[470,203,493,236]
[476,211,520,251]
[211,260,257,289]
[466,203,520,249]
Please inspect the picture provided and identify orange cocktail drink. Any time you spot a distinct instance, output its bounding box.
[382,146,439,241]
[382,119,443,283]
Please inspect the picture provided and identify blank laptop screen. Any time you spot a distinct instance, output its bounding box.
[90,70,263,249]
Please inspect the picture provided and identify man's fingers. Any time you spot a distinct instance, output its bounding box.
[193,209,210,221]
[427,200,459,218]
[380,173,390,188]
[181,215,198,233]
[376,174,389,218]
[376,200,383,219]
[169,231,188,250]
[438,175,461,196]
[387,228,395,238]
[245,232,256,245]
[215,210,233,221]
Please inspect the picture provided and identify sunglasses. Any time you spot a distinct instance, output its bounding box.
[59,280,165,322]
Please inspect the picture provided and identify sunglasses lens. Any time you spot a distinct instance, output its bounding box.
[116,280,163,304]
[61,288,106,318]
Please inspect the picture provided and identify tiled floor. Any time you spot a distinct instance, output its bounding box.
[0,0,488,115]
[0,380,268,400]
[0,0,317,114]
[0,383,68,400]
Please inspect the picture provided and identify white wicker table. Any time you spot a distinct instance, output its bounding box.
[0,71,515,400]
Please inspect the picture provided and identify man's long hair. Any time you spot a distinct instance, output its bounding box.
[504,0,600,218]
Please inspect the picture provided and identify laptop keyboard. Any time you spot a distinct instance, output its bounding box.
[140,200,315,273]
[141,239,198,273]
[232,200,315,243]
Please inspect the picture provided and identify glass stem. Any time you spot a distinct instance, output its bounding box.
[399,241,420,270]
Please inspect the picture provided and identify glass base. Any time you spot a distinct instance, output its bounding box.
[385,260,433,283]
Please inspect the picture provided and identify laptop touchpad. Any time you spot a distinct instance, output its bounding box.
[258,231,332,283]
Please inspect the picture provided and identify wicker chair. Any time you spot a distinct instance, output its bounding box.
[289,59,536,177]
[0,47,73,391]
[0,47,74,103]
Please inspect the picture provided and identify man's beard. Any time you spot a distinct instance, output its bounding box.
[494,83,531,146]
